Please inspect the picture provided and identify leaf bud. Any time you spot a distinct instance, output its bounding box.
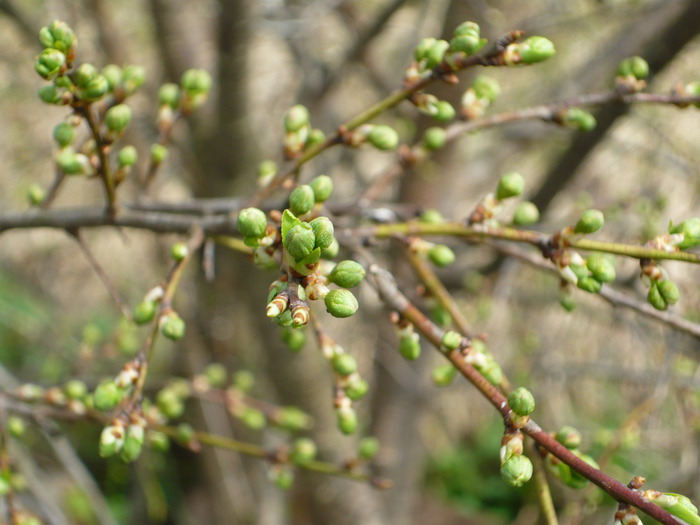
[428,244,456,267]
[423,127,447,151]
[577,275,602,294]
[669,217,700,249]
[345,376,369,400]
[237,207,267,238]
[93,381,123,411]
[99,422,125,458]
[102,64,122,90]
[329,260,365,288]
[104,104,132,134]
[26,184,45,206]
[367,125,399,150]
[555,426,582,449]
[160,312,186,340]
[291,437,317,465]
[284,104,310,133]
[310,174,333,202]
[399,333,421,360]
[500,455,533,487]
[586,254,616,283]
[517,36,556,64]
[133,300,157,325]
[180,68,211,97]
[158,83,180,108]
[358,436,380,460]
[647,282,667,311]
[257,160,277,186]
[508,387,535,416]
[574,209,604,234]
[285,223,316,261]
[336,406,358,435]
[424,39,450,69]
[150,143,168,164]
[496,171,525,200]
[657,280,680,305]
[281,327,306,352]
[35,48,66,79]
[289,184,316,216]
[118,145,138,167]
[433,100,456,122]
[39,84,62,104]
[472,75,500,103]
[38,21,76,54]
[74,63,98,88]
[56,148,90,175]
[333,353,357,376]
[561,107,597,131]
[432,364,457,386]
[617,56,649,80]
[513,201,540,225]
[441,331,462,351]
[324,289,359,318]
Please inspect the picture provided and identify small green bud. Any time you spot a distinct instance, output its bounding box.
[647,282,667,311]
[291,437,317,465]
[657,280,680,305]
[7,416,26,438]
[337,406,358,435]
[574,209,604,234]
[357,436,380,460]
[414,38,437,62]
[324,289,359,318]
[586,254,616,283]
[119,423,145,462]
[309,217,334,250]
[500,455,533,487]
[39,84,62,104]
[26,184,45,206]
[345,377,369,401]
[577,275,602,294]
[669,217,700,249]
[53,122,75,148]
[99,424,125,458]
[285,223,316,261]
[104,104,132,134]
[424,39,450,69]
[428,244,456,267]
[56,149,90,175]
[305,128,326,149]
[450,33,485,55]
[156,389,185,419]
[496,171,525,200]
[513,201,540,225]
[118,145,138,167]
[310,174,333,202]
[284,105,310,133]
[561,107,597,131]
[160,313,186,340]
[332,353,357,376]
[237,207,267,238]
[180,68,211,97]
[420,209,443,223]
[441,331,462,351]
[240,407,265,429]
[148,431,170,453]
[38,21,75,54]
[432,100,456,122]
[35,48,66,79]
[329,260,366,288]
[93,381,123,411]
[158,83,180,108]
[74,63,98,88]
[175,423,196,445]
[64,380,87,400]
[232,370,255,393]
[121,65,146,95]
[453,21,480,37]
[133,300,157,325]
[618,56,649,80]
[289,184,316,216]
[81,74,109,101]
[517,36,556,64]
[102,65,122,90]
[281,327,306,352]
[367,125,399,151]
[472,75,500,103]
[203,363,227,388]
[508,387,535,416]
[320,237,339,259]
[423,127,447,151]
[170,242,188,262]
[399,334,421,360]
[432,364,457,386]
[555,426,582,449]
[150,143,168,164]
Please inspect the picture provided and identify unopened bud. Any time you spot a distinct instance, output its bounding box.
[56,149,90,175]
[513,201,540,225]
[336,406,358,435]
[574,209,604,234]
[399,333,421,360]
[133,300,157,325]
[432,364,457,386]
[555,426,582,449]
[329,260,365,288]
[516,36,556,64]
[39,84,62,104]
[64,380,88,400]
[618,56,649,80]
[121,65,146,96]
[310,174,333,202]
[102,64,122,90]
[472,75,500,103]
[432,100,456,122]
[104,104,132,134]
[496,171,525,200]
[657,280,680,305]
[647,282,667,311]
[577,276,602,294]
[441,331,462,351]
[428,244,456,267]
[358,436,380,460]
[160,312,186,340]
[332,353,357,376]
[345,376,369,400]
[35,48,66,79]
[93,381,123,411]
[158,83,180,108]
[284,104,310,133]
[289,184,316,216]
[119,423,145,462]
[285,223,316,261]
[310,216,335,250]
[53,121,75,148]
[38,20,75,55]
[508,387,535,416]
[26,184,45,206]
[237,207,267,239]
[586,254,616,283]
[500,455,533,487]
[367,125,399,150]
[324,289,359,318]
[423,127,447,151]
[99,422,125,457]
[281,327,306,352]
[291,437,317,465]
[150,144,168,164]
[561,107,597,131]
[669,217,700,249]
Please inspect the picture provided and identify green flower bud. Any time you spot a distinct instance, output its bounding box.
[93,381,123,411]
[35,48,66,79]
[472,75,500,103]
[232,370,255,393]
[432,363,457,386]
[310,217,335,250]
[617,56,649,80]
[320,237,339,259]
[181,68,211,96]
[684,81,700,108]
[329,260,365,288]
[555,426,582,449]
[561,107,597,131]
[425,39,450,69]
[324,289,359,318]
[26,184,45,206]
[158,83,180,108]
[257,160,277,185]
[310,174,333,202]
[289,184,316,216]
[577,275,602,294]
[237,207,267,238]
[500,455,533,487]
[305,128,325,149]
[204,363,228,388]
[104,104,132,134]
[441,331,463,351]
[291,437,317,465]
[133,300,157,325]
[39,84,62,104]
[420,209,443,223]
[156,388,185,419]
[81,74,109,101]
[121,65,146,95]
[423,127,447,151]
[102,64,122,90]
[648,282,667,311]
[52,122,75,148]
[284,104,310,133]
[332,353,357,376]
[64,379,87,400]
[56,149,90,175]
[433,100,456,122]
[657,280,680,305]
[148,431,170,453]
[508,387,535,416]
[517,36,556,64]
[586,254,616,283]
[414,38,437,62]
[175,423,196,445]
[358,436,380,460]
[282,327,306,352]
[367,125,399,150]
[646,492,700,525]
[669,217,700,249]
[399,333,421,360]
[450,33,485,55]
[513,201,540,225]
[240,407,266,429]
[118,145,138,167]
[38,21,75,54]
[428,244,456,267]
[7,416,26,438]
[99,423,125,458]
[119,423,145,462]
[285,223,316,261]
[74,63,98,88]
[337,406,357,435]
[160,313,186,340]
[496,171,525,200]
[573,209,604,234]
[345,376,369,400]
[150,143,168,163]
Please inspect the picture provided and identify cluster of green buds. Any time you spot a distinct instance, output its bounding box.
[325,340,368,434]
[99,412,147,462]
[13,380,89,416]
[461,75,501,120]
[540,425,599,488]
[557,107,597,131]
[153,378,191,420]
[52,118,92,177]
[641,490,700,525]
[282,104,325,158]
[468,171,526,225]
[155,69,212,129]
[499,428,533,487]
[559,250,617,299]
[502,36,556,66]
[411,93,456,122]
[462,338,503,386]
[395,320,421,360]
[615,56,649,93]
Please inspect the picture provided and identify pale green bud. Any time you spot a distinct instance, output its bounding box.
[160,313,185,340]
[285,223,315,261]
[423,127,447,151]
[432,364,457,386]
[428,244,456,267]
[399,333,421,360]
[618,56,649,80]
[38,21,75,54]
[432,100,456,122]
[133,300,157,325]
[102,65,122,90]
[310,174,333,202]
[574,209,604,234]
[450,33,485,55]
[289,184,316,216]
[645,492,699,525]
[237,207,267,238]
[472,75,500,103]
[657,280,680,305]
[99,424,125,457]
[453,21,480,37]
[367,125,399,150]
[321,237,340,259]
[420,209,443,223]
[358,436,380,460]
[513,201,540,225]
[232,370,255,392]
[104,104,132,134]
[291,438,317,465]
[7,416,26,438]
[150,143,168,163]
[148,431,170,453]
[332,353,357,376]
[118,145,138,167]
[508,387,535,416]
[26,184,45,206]
[158,83,180,108]
[577,275,602,294]
[345,376,369,400]
[175,423,196,445]
[669,217,700,249]
[424,39,450,69]
[306,128,325,149]
[500,455,533,487]
[414,38,437,62]
[329,260,365,288]
[310,217,334,250]
[648,282,667,311]
[284,104,310,132]
[203,363,227,388]
[181,68,211,96]
[121,65,146,95]
[561,107,597,131]
[93,381,123,411]
[555,426,582,449]
[281,327,306,352]
[81,74,109,101]
[240,407,265,429]
[441,331,462,351]
[35,48,66,79]
[496,171,525,200]
[64,380,88,400]
[325,289,359,318]
[74,63,98,88]
[586,254,616,283]
[518,36,556,64]
[477,357,503,386]
[53,122,75,148]
[156,388,185,419]
[119,423,145,462]
[56,149,90,175]
[39,84,62,104]
[258,160,277,179]
[337,406,357,435]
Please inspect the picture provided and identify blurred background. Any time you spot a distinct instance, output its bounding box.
[0,0,699,524]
